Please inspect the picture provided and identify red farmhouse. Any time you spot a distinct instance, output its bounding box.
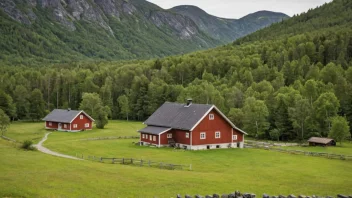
[138,100,247,150]
[43,109,94,132]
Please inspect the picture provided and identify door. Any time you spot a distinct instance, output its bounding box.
[58,123,62,130]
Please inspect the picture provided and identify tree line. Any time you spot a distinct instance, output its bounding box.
[1,27,352,141]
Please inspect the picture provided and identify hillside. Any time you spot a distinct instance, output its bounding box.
[0,0,286,65]
[170,5,288,43]
[1,0,351,141]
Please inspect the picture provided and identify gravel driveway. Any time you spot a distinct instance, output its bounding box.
[34,132,82,160]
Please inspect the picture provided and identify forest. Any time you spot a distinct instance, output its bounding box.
[0,0,351,141]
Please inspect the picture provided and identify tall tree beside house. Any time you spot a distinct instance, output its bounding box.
[117,95,130,121]
[29,89,46,121]
[242,97,269,138]
[329,116,350,145]
[80,93,109,129]
[313,92,340,136]
[0,109,10,136]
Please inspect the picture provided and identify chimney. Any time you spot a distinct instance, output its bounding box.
[68,108,71,111]
[186,99,193,107]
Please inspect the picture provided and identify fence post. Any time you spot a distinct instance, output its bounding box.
[122,158,125,164]
[100,157,102,162]
[140,159,143,166]
[189,164,192,171]
[112,158,115,164]
[148,160,151,166]
[131,158,133,164]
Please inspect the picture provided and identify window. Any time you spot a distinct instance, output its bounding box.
[64,124,67,128]
[142,134,145,139]
[200,132,206,140]
[167,133,172,138]
[215,131,221,139]
[48,122,52,126]
[186,133,189,138]
[153,136,156,141]
[150,135,152,141]
[85,123,90,127]
[80,115,83,119]
[73,124,77,129]
[233,135,238,140]
[146,134,148,139]
[209,114,214,120]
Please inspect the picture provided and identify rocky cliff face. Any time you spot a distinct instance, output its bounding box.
[170,5,289,43]
[0,0,288,63]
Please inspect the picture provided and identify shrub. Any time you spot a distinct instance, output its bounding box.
[21,140,36,151]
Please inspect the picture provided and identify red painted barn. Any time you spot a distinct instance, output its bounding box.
[43,109,95,132]
[138,100,247,150]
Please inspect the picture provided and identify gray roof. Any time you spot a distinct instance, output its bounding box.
[42,109,94,123]
[308,137,334,144]
[138,126,171,135]
[144,102,214,131]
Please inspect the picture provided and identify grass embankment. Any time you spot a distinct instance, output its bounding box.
[1,121,352,197]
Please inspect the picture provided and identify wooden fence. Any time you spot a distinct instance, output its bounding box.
[249,144,352,160]
[76,153,192,171]
[80,136,140,141]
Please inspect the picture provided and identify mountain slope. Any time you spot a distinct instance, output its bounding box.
[0,0,287,65]
[170,5,289,43]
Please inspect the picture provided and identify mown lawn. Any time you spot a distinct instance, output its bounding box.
[1,121,352,197]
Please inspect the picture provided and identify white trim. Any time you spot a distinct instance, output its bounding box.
[189,105,247,135]
[186,133,189,138]
[215,131,221,139]
[200,132,206,140]
[233,135,238,140]
[69,111,95,123]
[158,135,161,147]
[190,106,214,131]
[209,114,214,120]
[190,131,193,149]
[167,133,172,138]
[85,123,90,128]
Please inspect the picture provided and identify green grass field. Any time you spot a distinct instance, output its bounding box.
[1,121,352,197]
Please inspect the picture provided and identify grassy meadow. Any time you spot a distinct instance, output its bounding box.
[1,121,352,197]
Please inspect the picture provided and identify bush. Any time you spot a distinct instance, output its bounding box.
[21,140,36,151]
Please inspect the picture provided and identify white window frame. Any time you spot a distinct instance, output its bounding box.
[153,136,156,141]
[142,134,145,139]
[64,124,67,128]
[167,133,172,138]
[80,115,83,119]
[48,122,52,126]
[85,123,90,127]
[215,131,221,139]
[150,135,152,141]
[146,134,148,139]
[186,133,189,139]
[233,135,238,140]
[209,114,214,120]
[73,124,78,129]
[200,132,206,140]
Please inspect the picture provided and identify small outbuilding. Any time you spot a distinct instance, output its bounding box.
[308,137,336,147]
[43,109,95,132]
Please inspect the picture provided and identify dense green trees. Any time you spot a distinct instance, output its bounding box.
[0,0,351,140]
[79,93,109,129]
[329,116,351,145]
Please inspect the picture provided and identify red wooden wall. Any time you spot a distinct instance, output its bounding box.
[192,109,243,145]
[71,113,93,130]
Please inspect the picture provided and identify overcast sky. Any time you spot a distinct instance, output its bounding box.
[146,0,333,19]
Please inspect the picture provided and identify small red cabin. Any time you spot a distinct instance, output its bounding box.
[138,100,247,150]
[43,109,95,132]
